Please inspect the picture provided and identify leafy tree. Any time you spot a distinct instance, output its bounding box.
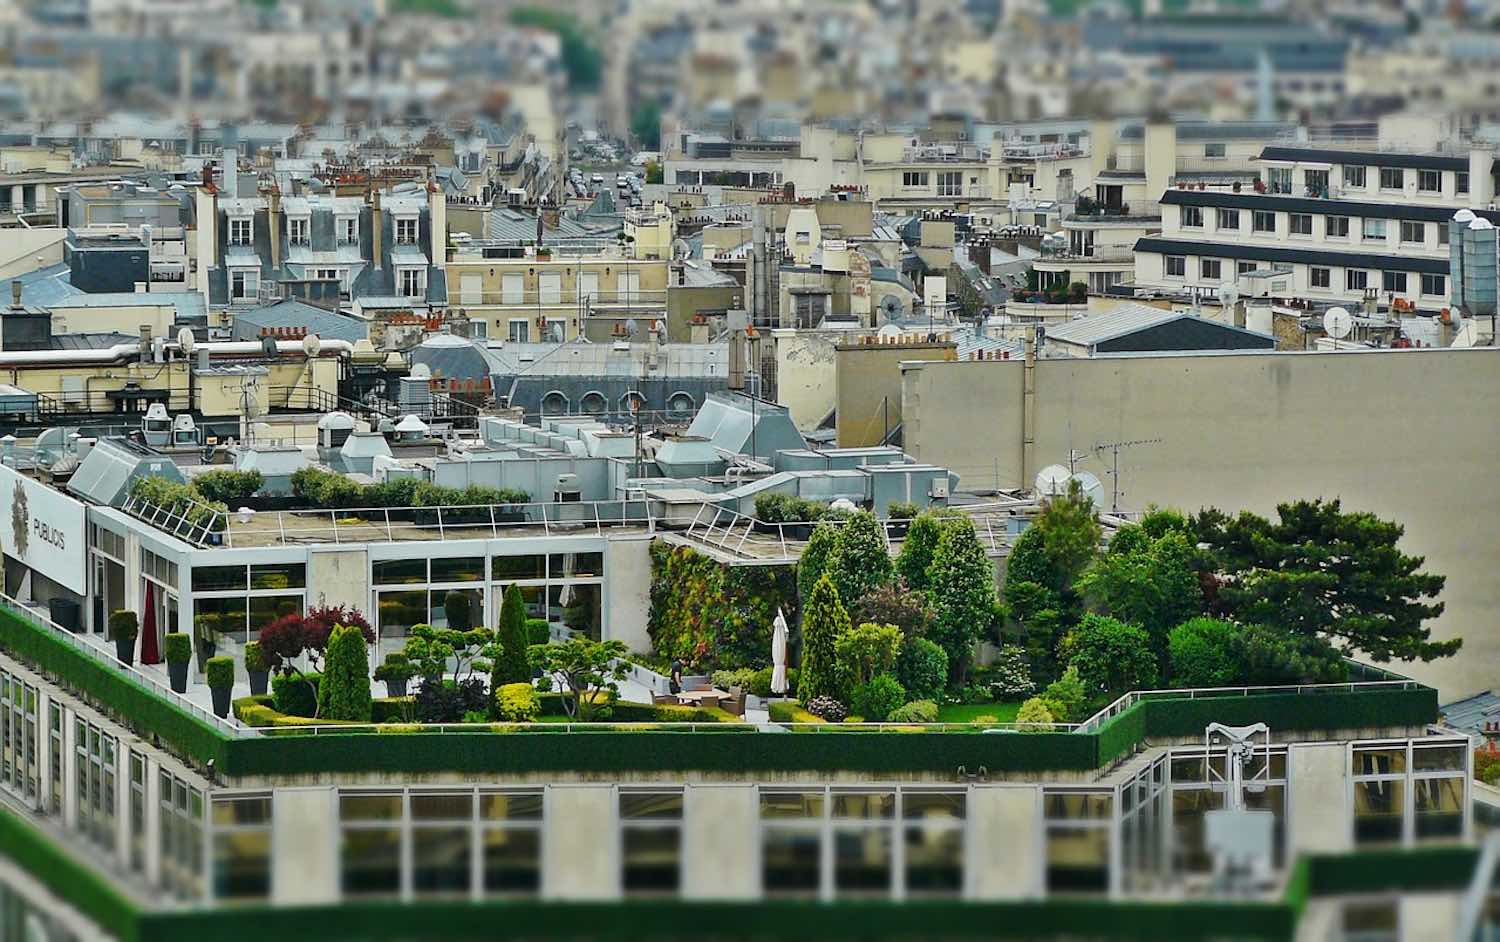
[851,674,905,722]
[895,637,948,702]
[529,638,629,720]
[833,622,902,689]
[895,512,946,592]
[927,517,997,685]
[1238,623,1349,686]
[490,584,532,687]
[1105,523,1151,557]
[826,511,894,609]
[1066,614,1158,701]
[644,160,664,185]
[1139,507,1193,540]
[1076,530,1202,675]
[853,583,933,639]
[1004,526,1053,588]
[797,574,850,703]
[1039,666,1088,723]
[317,624,373,722]
[1016,697,1055,730]
[509,8,600,89]
[631,101,662,150]
[1032,479,1102,591]
[797,521,840,604]
[1199,499,1455,662]
[1168,617,1243,688]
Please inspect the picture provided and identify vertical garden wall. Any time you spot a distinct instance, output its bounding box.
[647,540,799,670]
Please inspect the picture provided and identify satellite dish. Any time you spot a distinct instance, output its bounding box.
[177,327,195,354]
[410,362,432,380]
[301,333,322,357]
[1035,464,1071,497]
[1323,306,1353,340]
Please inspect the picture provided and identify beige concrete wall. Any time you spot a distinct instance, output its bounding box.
[772,326,865,430]
[307,547,368,615]
[1287,743,1351,855]
[835,340,955,447]
[544,786,618,900]
[901,349,1500,699]
[968,785,1044,899]
[0,227,66,278]
[272,787,339,904]
[1400,893,1460,940]
[681,785,759,900]
[603,535,652,653]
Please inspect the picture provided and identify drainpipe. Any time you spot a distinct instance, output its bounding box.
[1021,325,1036,489]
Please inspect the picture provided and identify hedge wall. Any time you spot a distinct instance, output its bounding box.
[1300,846,1478,897]
[647,540,798,669]
[1140,686,1437,739]
[0,804,140,942]
[0,607,230,770]
[1096,702,1147,766]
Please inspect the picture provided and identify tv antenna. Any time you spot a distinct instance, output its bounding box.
[1091,437,1162,514]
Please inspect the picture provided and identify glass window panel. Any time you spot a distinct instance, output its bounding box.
[1046,826,1110,894]
[1414,778,1464,841]
[492,555,545,580]
[548,552,603,578]
[1413,746,1465,773]
[212,797,271,827]
[760,791,824,820]
[556,583,601,640]
[1171,788,1225,873]
[483,827,541,894]
[249,595,301,638]
[430,588,484,631]
[377,590,427,647]
[412,826,472,896]
[832,792,895,819]
[905,826,963,896]
[411,792,473,821]
[1354,780,1405,845]
[622,827,680,894]
[1044,792,1113,821]
[213,831,271,900]
[621,792,683,820]
[1355,747,1407,776]
[251,563,306,590]
[763,828,821,897]
[192,566,247,591]
[1343,900,1399,934]
[431,557,485,584]
[903,792,965,821]
[373,559,427,585]
[340,793,403,821]
[341,828,401,896]
[480,791,543,821]
[194,596,249,643]
[834,827,891,896]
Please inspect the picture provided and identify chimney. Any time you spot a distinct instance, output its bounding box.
[1470,145,1495,210]
[9,280,21,310]
[371,187,383,271]
[268,186,281,270]
[429,179,447,264]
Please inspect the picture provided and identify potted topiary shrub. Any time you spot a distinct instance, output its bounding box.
[193,615,217,672]
[243,641,269,696]
[108,610,138,666]
[374,651,416,698]
[164,633,192,693]
[206,656,235,718]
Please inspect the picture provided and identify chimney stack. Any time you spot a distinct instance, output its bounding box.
[371,186,383,271]
[10,280,21,310]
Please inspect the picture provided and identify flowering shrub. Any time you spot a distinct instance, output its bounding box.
[804,696,847,722]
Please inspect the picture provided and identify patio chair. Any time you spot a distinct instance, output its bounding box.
[721,686,746,717]
[653,693,677,706]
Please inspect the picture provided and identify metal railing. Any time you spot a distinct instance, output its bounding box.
[121,491,227,548]
[248,719,1081,735]
[0,591,248,738]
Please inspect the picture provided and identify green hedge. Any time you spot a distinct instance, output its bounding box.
[1096,701,1147,766]
[1299,846,1478,897]
[0,607,229,770]
[1141,686,1437,739]
[0,803,140,942]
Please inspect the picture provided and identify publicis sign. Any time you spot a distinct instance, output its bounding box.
[0,464,87,594]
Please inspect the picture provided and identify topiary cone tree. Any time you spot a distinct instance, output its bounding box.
[491,584,532,688]
[318,623,373,722]
[797,574,850,704]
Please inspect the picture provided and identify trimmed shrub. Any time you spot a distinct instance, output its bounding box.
[895,637,948,703]
[1066,614,1159,700]
[797,574,849,703]
[107,610,138,642]
[272,672,321,717]
[163,633,191,664]
[318,624,372,722]
[525,618,551,646]
[192,469,264,504]
[834,621,902,690]
[1168,617,1242,688]
[494,683,542,722]
[443,591,474,631]
[491,585,532,686]
[886,500,921,521]
[243,641,267,674]
[851,674,905,721]
[710,668,758,692]
[1040,667,1089,723]
[804,696,848,722]
[927,516,997,684]
[373,652,415,689]
[748,665,799,699]
[1016,697,1056,730]
[796,521,840,603]
[415,677,489,724]
[205,656,234,690]
[888,699,938,723]
[895,512,946,593]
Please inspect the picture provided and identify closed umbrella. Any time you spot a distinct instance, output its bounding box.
[771,607,789,695]
[140,583,161,665]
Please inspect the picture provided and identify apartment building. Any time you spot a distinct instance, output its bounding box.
[1132,145,1496,309]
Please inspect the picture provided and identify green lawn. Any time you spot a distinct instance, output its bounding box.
[934,701,1024,724]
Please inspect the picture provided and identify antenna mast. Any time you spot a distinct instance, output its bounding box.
[1091,437,1162,514]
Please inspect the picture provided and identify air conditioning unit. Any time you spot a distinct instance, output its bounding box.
[928,478,949,499]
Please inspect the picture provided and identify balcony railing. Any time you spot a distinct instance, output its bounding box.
[453,289,668,308]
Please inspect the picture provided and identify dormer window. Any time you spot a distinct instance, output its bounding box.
[229,217,252,246]
[288,216,310,247]
[395,216,418,245]
[338,216,358,245]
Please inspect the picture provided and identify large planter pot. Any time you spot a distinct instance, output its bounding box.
[195,641,217,672]
[167,660,189,693]
[385,678,408,699]
[210,685,232,719]
[114,637,135,666]
[247,670,269,697]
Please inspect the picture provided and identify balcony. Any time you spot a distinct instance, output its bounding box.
[453,289,669,310]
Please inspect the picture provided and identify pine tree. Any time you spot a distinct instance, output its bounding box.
[491,584,532,687]
[797,574,851,703]
[927,516,998,686]
[826,511,894,607]
[797,521,839,603]
[318,624,373,722]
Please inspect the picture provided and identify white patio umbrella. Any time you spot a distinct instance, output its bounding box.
[771,607,790,695]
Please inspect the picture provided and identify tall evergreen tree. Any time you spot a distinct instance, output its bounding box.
[491,584,533,687]
[927,517,998,685]
[797,574,851,703]
[797,521,840,603]
[318,624,373,722]
[826,511,894,608]
[895,512,945,592]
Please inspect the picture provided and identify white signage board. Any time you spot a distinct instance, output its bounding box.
[0,463,88,594]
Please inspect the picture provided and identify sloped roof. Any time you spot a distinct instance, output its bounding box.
[1041,304,1201,347]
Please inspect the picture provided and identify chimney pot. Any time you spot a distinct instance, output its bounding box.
[9,280,21,309]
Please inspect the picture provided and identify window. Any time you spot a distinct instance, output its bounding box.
[1418,170,1442,193]
[0,669,38,805]
[508,319,530,343]
[1200,259,1221,281]
[1165,256,1185,278]
[501,273,524,305]
[1252,210,1276,233]
[1422,273,1446,296]
[159,770,205,899]
[1181,206,1203,228]
[1327,215,1350,238]
[1343,165,1366,189]
[1382,271,1408,294]
[901,171,929,188]
[1168,749,1287,876]
[1362,218,1387,240]
[1045,789,1113,894]
[936,171,962,197]
[1352,741,1468,847]
[340,792,404,897]
[1236,261,1257,276]
[471,320,488,339]
[1204,143,1226,158]
[1440,224,1450,246]
[794,292,828,328]
[480,790,543,896]
[1288,213,1313,236]
[1458,171,1470,194]
[1346,269,1369,291]
[211,795,272,901]
[1400,221,1426,244]
[1311,267,1331,289]
[194,564,304,645]
[395,216,418,245]
[230,268,258,300]
[338,216,358,245]
[399,268,422,299]
[229,217,252,245]
[1303,169,1329,195]
[1267,167,1293,194]
[621,791,682,896]
[288,216,309,246]
[1216,209,1239,231]
[538,272,562,304]
[1380,167,1404,190]
[459,274,482,306]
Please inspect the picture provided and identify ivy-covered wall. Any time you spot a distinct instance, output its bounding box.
[647,540,799,669]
